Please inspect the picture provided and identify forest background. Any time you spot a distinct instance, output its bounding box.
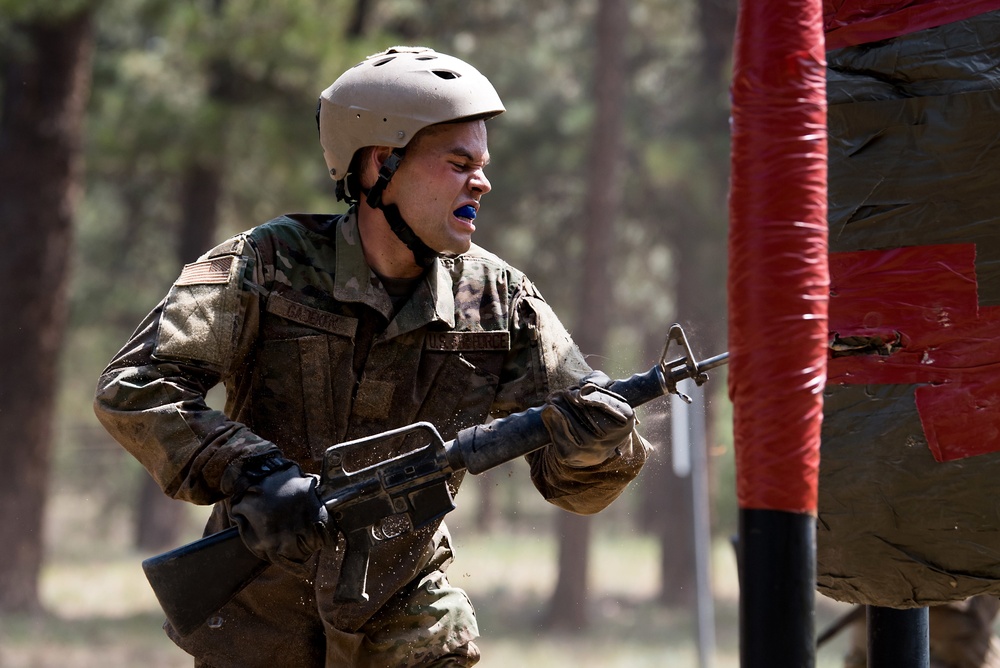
[0,0,855,665]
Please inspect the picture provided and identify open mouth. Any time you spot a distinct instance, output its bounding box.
[454,205,477,221]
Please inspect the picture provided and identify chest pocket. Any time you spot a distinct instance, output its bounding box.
[251,293,358,468]
[341,328,509,467]
[413,330,510,439]
[417,349,506,438]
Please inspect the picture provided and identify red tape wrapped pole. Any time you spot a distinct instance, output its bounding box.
[730,0,827,517]
[729,0,827,664]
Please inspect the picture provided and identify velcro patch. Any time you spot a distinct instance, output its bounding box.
[426,331,510,351]
[175,256,235,286]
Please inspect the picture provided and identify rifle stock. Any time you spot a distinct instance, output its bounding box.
[141,526,267,637]
[141,323,728,636]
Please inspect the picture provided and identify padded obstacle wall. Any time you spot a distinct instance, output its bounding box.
[819,3,1000,607]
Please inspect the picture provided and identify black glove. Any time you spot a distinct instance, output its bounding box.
[229,455,330,573]
[541,372,635,468]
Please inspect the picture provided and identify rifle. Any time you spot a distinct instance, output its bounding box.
[142,324,728,636]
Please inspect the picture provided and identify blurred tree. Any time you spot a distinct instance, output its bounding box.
[633,0,735,605]
[134,0,232,553]
[0,3,95,612]
[545,0,629,632]
[347,0,372,38]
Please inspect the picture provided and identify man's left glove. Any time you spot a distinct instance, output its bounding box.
[229,455,331,574]
[541,372,636,468]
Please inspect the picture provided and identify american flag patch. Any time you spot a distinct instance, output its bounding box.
[174,256,235,286]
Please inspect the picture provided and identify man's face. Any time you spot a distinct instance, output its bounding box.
[380,120,491,256]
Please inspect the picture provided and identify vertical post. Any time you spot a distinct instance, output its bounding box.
[690,385,716,668]
[728,0,827,665]
[738,510,816,666]
[671,381,716,668]
[867,606,929,668]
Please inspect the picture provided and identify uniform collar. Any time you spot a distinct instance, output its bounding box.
[334,210,456,335]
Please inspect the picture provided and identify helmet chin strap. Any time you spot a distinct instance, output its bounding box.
[364,149,441,270]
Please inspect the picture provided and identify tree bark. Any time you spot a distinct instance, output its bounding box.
[475,467,497,532]
[133,1,228,552]
[177,160,224,264]
[649,0,736,606]
[638,347,698,607]
[549,512,593,629]
[545,0,628,632]
[346,0,372,38]
[0,10,94,612]
[132,158,224,552]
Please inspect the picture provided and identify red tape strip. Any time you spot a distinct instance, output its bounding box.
[824,0,1000,50]
[829,243,1000,461]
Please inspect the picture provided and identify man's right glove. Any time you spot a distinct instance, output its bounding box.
[229,455,331,574]
[541,373,636,468]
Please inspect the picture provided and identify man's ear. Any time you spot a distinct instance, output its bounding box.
[356,146,391,190]
[370,146,393,175]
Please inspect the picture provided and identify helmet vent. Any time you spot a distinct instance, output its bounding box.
[372,57,395,67]
[432,70,460,80]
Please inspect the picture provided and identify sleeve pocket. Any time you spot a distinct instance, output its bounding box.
[154,256,248,369]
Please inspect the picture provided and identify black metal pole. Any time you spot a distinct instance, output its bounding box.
[867,606,929,668]
[739,508,816,667]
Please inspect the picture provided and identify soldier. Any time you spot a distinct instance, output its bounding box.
[94,46,648,667]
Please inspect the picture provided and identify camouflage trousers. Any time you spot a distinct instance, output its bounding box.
[187,567,480,668]
[327,568,480,667]
[844,596,1000,668]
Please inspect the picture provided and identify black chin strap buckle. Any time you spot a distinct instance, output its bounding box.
[365,150,404,209]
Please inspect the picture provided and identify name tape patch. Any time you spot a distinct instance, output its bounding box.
[267,292,358,338]
[426,331,510,352]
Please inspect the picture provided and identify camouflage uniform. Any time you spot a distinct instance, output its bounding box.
[94,210,647,667]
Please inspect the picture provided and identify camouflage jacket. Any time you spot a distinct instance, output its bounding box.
[94,211,646,636]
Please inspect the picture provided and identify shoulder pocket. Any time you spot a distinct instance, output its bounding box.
[154,255,249,368]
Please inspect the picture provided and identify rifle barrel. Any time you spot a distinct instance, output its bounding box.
[450,349,729,475]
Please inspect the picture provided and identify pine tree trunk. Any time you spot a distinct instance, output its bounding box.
[0,10,94,612]
[545,0,628,631]
[133,22,229,552]
[650,0,736,607]
[548,512,593,630]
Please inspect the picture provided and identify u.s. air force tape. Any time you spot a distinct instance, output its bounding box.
[425,331,510,351]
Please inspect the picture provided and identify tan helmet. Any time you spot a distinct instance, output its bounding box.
[317,46,505,182]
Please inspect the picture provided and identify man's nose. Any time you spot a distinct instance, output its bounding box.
[470,169,491,195]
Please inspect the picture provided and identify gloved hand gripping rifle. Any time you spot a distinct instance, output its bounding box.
[141,324,728,636]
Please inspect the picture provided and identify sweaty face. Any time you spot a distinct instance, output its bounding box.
[380,120,491,256]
